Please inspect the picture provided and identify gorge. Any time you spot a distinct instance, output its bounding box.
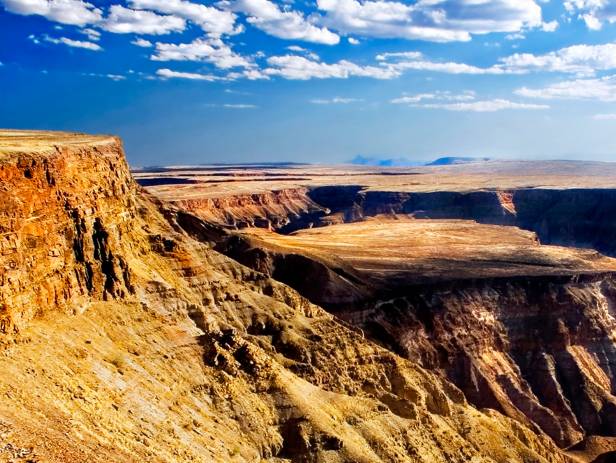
[2,130,616,462]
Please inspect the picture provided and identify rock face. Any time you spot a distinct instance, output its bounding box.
[0,130,570,462]
[170,188,329,232]
[0,132,137,334]
[308,187,616,256]
[211,216,616,449]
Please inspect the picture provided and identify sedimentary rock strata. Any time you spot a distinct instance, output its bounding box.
[0,130,569,462]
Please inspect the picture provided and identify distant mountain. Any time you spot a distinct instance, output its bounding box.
[349,155,422,167]
[426,156,491,166]
[350,155,491,167]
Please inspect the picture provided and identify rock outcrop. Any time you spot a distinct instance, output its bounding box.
[0,130,569,462]
[211,217,616,449]
[0,132,137,334]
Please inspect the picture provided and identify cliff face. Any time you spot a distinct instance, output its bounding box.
[212,216,616,450]
[341,275,616,448]
[0,133,138,334]
[170,188,329,232]
[0,131,570,463]
[308,187,616,256]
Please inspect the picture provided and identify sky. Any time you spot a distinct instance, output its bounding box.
[1,1,616,166]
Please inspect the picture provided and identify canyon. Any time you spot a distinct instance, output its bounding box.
[0,130,576,462]
[136,160,616,460]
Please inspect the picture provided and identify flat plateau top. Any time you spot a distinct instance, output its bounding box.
[0,130,116,158]
[240,217,616,282]
[135,160,616,199]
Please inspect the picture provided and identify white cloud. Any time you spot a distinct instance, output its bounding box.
[151,37,253,69]
[264,54,398,80]
[84,72,126,81]
[41,34,102,51]
[129,0,240,36]
[132,38,153,48]
[102,5,185,35]
[374,41,616,77]
[229,0,340,45]
[0,0,102,26]
[287,45,308,52]
[316,0,543,43]
[505,32,525,40]
[222,103,257,108]
[391,91,476,104]
[515,75,616,101]
[348,37,360,45]
[565,0,616,30]
[156,68,221,81]
[226,68,269,80]
[80,27,100,41]
[416,99,549,112]
[500,42,616,75]
[593,113,616,120]
[310,97,363,104]
[376,51,423,61]
[542,20,559,32]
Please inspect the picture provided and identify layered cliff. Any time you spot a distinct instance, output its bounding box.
[213,217,616,450]
[169,188,328,232]
[0,130,569,462]
[0,132,138,334]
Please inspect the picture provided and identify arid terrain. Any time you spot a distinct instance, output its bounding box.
[2,130,616,462]
[136,158,616,460]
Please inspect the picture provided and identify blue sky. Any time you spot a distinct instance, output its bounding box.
[2,0,616,166]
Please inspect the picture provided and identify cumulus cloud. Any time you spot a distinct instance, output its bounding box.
[132,38,153,47]
[229,0,340,45]
[377,51,508,75]
[500,42,616,75]
[310,97,363,104]
[37,34,102,50]
[376,41,616,77]
[418,99,549,112]
[151,37,253,69]
[348,37,360,45]
[515,75,616,101]
[264,54,398,80]
[0,0,102,26]
[156,68,221,81]
[565,0,616,30]
[129,0,240,36]
[315,0,543,42]
[102,5,186,35]
[80,27,100,41]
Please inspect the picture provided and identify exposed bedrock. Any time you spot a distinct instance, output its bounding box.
[178,185,616,257]
[170,187,329,233]
[307,187,616,256]
[211,227,616,448]
[0,136,138,334]
[349,274,616,448]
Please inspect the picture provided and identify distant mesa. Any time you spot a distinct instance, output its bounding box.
[349,155,422,167]
[350,154,491,167]
[427,156,492,166]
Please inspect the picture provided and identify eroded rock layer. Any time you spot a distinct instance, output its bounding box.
[209,217,616,450]
[0,130,569,462]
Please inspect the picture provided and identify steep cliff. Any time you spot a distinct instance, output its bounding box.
[0,130,569,462]
[0,132,137,334]
[170,188,329,233]
[213,218,616,449]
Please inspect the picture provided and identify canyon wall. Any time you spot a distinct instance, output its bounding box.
[309,187,616,256]
[170,188,328,232]
[0,135,138,334]
[0,131,572,462]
